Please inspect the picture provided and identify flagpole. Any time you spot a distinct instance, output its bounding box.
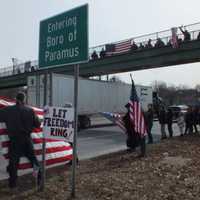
[130,73,133,84]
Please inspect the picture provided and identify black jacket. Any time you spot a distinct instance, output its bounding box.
[185,111,193,125]
[158,110,166,124]
[166,110,173,124]
[145,109,154,128]
[123,112,141,148]
[0,104,40,137]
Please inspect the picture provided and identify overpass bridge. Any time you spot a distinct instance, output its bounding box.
[0,22,200,89]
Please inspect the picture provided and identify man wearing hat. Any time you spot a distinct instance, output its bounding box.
[0,92,41,189]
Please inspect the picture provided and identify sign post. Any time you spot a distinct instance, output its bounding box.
[38,4,88,196]
[40,72,48,191]
[71,64,79,197]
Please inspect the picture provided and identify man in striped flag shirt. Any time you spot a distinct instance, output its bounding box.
[123,78,147,157]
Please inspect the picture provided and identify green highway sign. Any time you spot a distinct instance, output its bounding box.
[39,4,88,68]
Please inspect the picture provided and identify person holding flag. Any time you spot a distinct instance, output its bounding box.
[123,75,147,157]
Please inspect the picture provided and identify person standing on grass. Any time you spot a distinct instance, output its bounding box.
[145,104,154,144]
[123,103,146,157]
[158,106,167,139]
[184,106,193,135]
[177,111,185,136]
[166,108,173,138]
[0,92,41,189]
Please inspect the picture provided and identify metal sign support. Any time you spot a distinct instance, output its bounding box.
[40,71,48,191]
[71,64,79,197]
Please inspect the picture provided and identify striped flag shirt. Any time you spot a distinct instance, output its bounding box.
[0,97,72,174]
[100,112,126,133]
[106,39,132,56]
[129,81,147,137]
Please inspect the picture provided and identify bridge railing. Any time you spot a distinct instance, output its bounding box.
[1,22,200,78]
[90,22,200,55]
[0,60,38,78]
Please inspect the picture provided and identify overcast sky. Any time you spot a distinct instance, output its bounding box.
[0,0,200,88]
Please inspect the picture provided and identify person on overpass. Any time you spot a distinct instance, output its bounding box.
[138,42,145,50]
[131,40,138,51]
[179,26,191,41]
[155,38,165,48]
[0,92,41,189]
[100,48,106,59]
[91,50,99,60]
[145,39,153,49]
[123,103,146,157]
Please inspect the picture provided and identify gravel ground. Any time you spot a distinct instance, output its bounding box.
[1,134,200,200]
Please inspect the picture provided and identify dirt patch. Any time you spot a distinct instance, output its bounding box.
[1,134,200,200]
[159,155,191,168]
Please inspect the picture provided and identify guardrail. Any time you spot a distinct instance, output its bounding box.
[1,22,200,78]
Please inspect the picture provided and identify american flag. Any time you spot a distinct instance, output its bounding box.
[100,112,126,133]
[129,79,147,137]
[106,39,132,56]
[0,97,72,177]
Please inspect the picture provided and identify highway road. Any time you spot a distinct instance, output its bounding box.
[0,121,181,180]
[77,121,181,159]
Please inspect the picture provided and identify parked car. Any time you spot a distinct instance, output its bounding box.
[168,105,188,119]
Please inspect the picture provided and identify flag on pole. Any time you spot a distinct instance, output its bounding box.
[106,39,132,56]
[129,77,147,137]
[171,27,179,48]
[100,112,126,133]
[0,97,72,175]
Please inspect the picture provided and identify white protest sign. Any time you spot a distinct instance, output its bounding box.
[43,106,74,142]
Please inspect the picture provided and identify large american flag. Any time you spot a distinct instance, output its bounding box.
[0,97,72,176]
[100,112,126,133]
[106,39,132,56]
[129,80,147,137]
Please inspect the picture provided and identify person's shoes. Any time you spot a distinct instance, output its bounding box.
[180,134,183,137]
